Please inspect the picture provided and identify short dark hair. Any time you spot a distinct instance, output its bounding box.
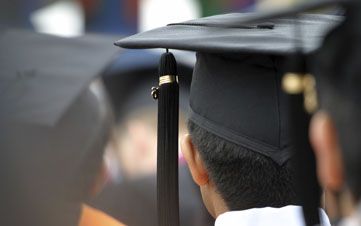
[188,120,297,210]
[315,24,361,201]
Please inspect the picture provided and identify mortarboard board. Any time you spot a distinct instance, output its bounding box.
[115,8,343,226]
[117,13,340,54]
[0,30,118,226]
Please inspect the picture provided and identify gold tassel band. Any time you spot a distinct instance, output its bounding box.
[159,75,178,86]
[282,73,318,114]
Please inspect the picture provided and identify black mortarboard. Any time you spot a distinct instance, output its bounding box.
[0,30,118,226]
[117,13,340,54]
[115,7,342,226]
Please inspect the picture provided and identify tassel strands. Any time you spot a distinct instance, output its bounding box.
[283,53,321,226]
[283,15,321,225]
[156,51,180,226]
[287,92,321,226]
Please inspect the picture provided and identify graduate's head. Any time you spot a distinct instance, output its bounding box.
[310,10,361,208]
[115,12,340,224]
[183,121,297,216]
[0,79,113,226]
[180,52,297,217]
[0,30,117,226]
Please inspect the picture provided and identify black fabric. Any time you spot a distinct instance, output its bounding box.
[116,13,342,55]
[189,53,292,165]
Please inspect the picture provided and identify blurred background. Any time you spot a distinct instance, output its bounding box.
[0,1,321,226]
[0,0,309,37]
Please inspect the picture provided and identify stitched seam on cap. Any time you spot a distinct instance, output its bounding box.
[189,109,292,165]
[188,106,285,155]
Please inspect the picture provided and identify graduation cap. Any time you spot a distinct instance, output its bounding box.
[115,3,344,226]
[0,30,118,226]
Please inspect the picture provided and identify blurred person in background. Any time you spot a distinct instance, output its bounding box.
[103,56,190,180]
[0,30,125,226]
[310,3,361,225]
[89,50,214,226]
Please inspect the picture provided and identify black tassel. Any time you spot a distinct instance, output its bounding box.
[286,15,321,225]
[283,53,321,226]
[157,51,180,226]
[288,93,321,226]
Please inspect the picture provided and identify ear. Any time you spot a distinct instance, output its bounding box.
[310,111,344,192]
[181,134,209,186]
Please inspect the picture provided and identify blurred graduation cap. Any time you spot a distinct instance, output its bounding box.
[115,2,344,226]
[0,30,119,126]
[0,30,118,226]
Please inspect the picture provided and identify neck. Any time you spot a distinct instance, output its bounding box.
[205,188,229,218]
[214,201,229,218]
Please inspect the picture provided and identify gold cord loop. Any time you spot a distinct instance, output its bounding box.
[151,86,159,100]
